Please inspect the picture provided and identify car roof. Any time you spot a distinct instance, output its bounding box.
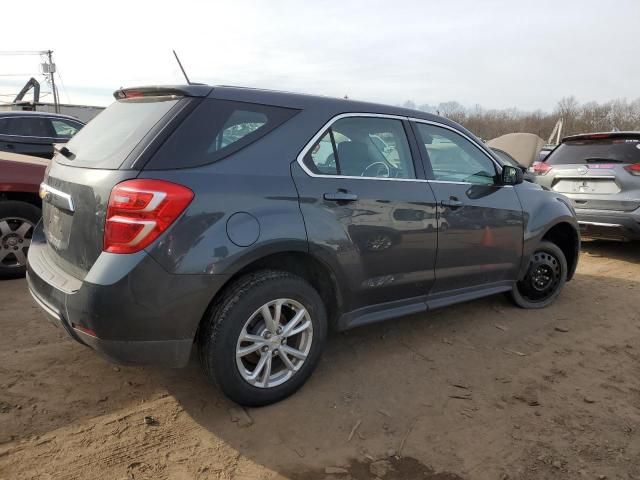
[0,110,84,124]
[209,85,448,122]
[116,84,468,133]
[562,131,640,142]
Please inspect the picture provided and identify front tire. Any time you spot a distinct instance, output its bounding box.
[0,201,41,280]
[198,270,327,406]
[510,241,567,309]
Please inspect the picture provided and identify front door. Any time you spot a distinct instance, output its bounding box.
[292,115,438,312]
[412,121,523,295]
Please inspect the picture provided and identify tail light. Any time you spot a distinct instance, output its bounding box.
[532,161,552,175]
[624,163,640,176]
[104,179,194,254]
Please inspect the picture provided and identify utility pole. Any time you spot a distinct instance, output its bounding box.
[46,50,59,113]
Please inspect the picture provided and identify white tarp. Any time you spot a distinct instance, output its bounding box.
[487,133,545,167]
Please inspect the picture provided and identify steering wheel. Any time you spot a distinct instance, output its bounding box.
[361,162,391,178]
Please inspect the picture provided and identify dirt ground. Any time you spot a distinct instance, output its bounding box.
[1,241,639,480]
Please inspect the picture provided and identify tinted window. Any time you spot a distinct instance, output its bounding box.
[415,123,496,185]
[546,138,640,165]
[51,119,82,139]
[304,117,415,179]
[56,96,181,169]
[148,99,298,169]
[2,117,55,137]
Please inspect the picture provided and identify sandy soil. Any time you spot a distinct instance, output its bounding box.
[1,241,639,480]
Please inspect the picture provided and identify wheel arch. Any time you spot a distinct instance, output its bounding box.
[540,221,580,280]
[197,248,345,339]
[0,191,42,209]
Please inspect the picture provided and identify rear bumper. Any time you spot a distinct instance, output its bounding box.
[575,207,640,241]
[26,227,229,367]
[28,281,193,366]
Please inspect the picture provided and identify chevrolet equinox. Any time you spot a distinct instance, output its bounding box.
[27,85,580,405]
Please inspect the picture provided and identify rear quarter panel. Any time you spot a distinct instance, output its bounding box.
[141,110,318,277]
[0,155,48,193]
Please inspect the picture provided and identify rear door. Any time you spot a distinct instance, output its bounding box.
[412,121,523,296]
[292,114,438,311]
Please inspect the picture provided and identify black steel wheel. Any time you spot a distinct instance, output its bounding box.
[510,241,567,309]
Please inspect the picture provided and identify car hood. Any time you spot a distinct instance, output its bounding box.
[487,133,544,168]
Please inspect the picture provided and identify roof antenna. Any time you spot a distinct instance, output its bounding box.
[173,50,192,85]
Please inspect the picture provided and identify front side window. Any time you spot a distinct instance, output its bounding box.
[51,119,82,139]
[304,116,415,179]
[414,123,496,185]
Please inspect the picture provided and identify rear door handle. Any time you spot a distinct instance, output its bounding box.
[441,197,463,208]
[5,143,15,150]
[323,192,358,202]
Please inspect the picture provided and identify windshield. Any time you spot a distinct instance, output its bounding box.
[547,138,640,165]
[55,96,181,169]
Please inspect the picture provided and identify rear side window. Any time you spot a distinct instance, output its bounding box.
[303,116,416,179]
[1,117,55,137]
[56,96,181,169]
[547,138,640,165]
[147,99,299,169]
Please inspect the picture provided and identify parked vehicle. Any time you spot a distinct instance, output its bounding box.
[490,147,536,183]
[27,85,580,405]
[0,151,47,278]
[538,145,555,162]
[533,132,640,241]
[0,111,85,159]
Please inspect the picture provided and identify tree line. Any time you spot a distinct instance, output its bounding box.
[402,97,640,142]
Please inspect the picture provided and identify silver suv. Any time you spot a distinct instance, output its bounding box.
[534,132,640,241]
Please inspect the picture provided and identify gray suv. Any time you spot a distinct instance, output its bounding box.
[534,132,640,241]
[27,85,580,405]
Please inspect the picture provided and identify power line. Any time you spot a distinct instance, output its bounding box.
[56,70,71,104]
[0,51,47,56]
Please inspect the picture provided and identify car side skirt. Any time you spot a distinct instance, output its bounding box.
[337,281,514,331]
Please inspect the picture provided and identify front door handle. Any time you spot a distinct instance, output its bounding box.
[5,143,15,150]
[441,197,463,209]
[324,192,358,202]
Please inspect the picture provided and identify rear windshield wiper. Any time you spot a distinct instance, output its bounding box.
[53,144,75,160]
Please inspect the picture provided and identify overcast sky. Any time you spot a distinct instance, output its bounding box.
[1,0,638,111]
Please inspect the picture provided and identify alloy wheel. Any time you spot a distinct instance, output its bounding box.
[235,298,313,388]
[0,217,34,269]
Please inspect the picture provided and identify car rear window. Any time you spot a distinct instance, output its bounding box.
[55,96,181,169]
[145,99,299,170]
[547,138,640,165]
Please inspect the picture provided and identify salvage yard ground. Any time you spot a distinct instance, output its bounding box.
[1,241,639,480]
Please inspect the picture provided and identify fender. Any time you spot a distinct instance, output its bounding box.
[515,183,580,280]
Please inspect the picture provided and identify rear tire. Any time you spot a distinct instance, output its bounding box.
[0,201,41,280]
[198,270,327,406]
[510,241,567,309]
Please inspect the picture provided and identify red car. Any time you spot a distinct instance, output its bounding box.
[0,152,47,278]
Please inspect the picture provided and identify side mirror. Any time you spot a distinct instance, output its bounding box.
[502,165,523,185]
